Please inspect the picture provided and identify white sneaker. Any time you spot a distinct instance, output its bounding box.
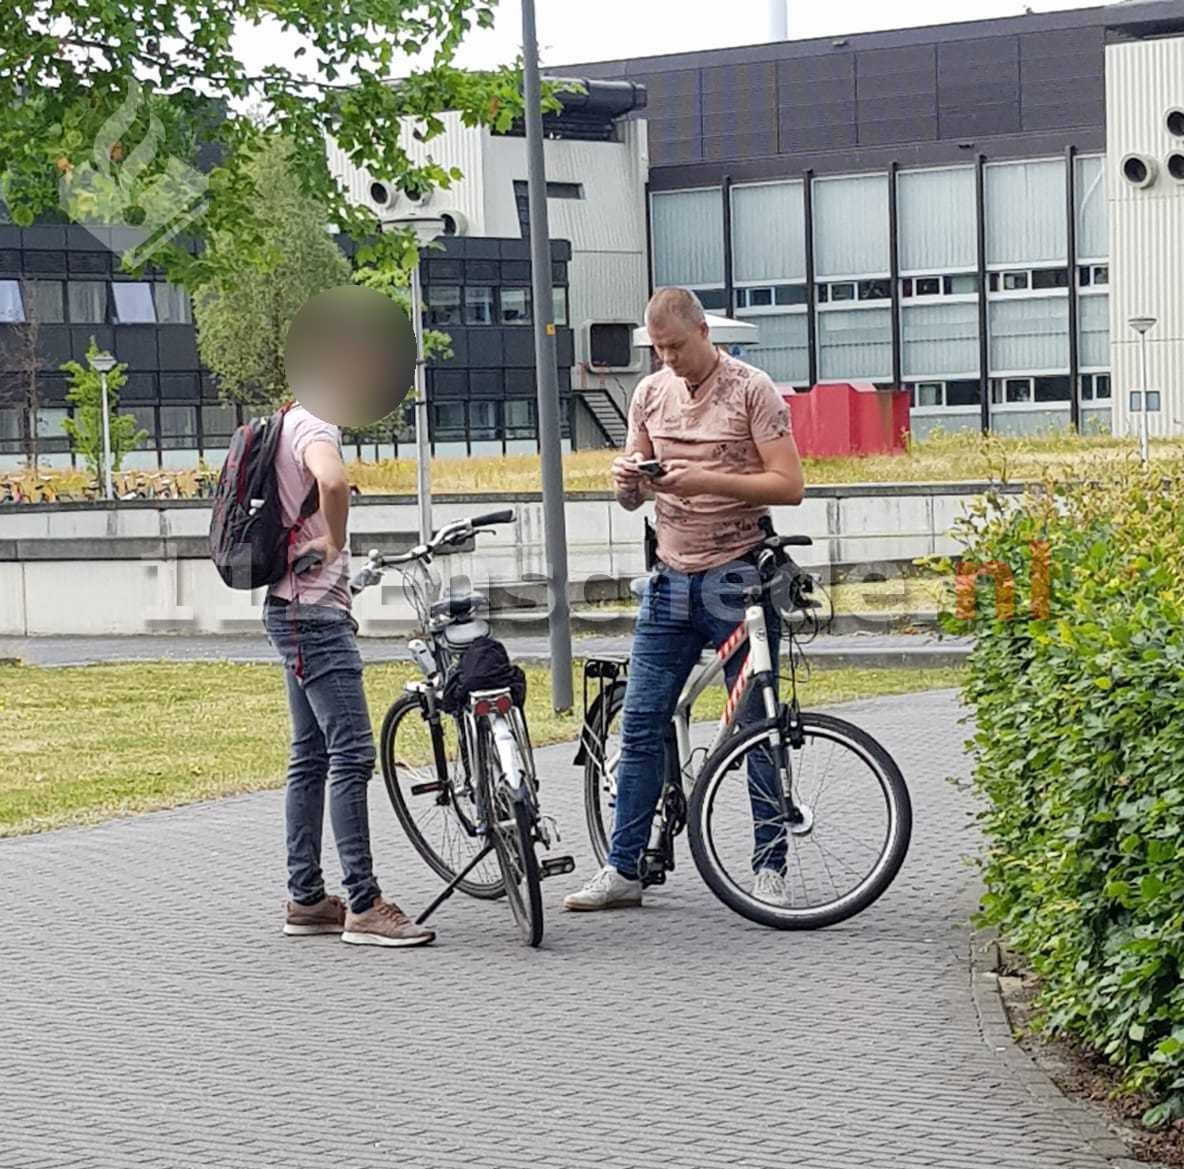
[563,865,643,912]
[753,868,787,906]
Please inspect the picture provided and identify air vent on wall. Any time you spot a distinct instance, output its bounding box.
[1121,153,1158,189]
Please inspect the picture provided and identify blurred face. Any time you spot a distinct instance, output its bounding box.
[646,312,713,381]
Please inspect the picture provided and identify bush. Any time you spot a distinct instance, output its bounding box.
[949,464,1184,1128]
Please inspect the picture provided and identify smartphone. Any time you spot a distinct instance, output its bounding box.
[635,459,666,479]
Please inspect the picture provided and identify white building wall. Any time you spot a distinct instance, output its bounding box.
[325,112,488,235]
[1106,36,1184,438]
[480,120,651,394]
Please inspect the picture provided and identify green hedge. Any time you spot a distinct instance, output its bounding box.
[948,468,1184,1127]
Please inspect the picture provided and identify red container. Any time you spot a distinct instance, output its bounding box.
[784,381,910,458]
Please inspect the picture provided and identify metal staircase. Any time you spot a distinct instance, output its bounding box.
[579,388,629,447]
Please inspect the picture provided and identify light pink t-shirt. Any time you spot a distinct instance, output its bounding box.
[627,354,792,574]
[268,404,351,610]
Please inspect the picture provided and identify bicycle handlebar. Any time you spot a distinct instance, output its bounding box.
[470,508,515,528]
[364,509,517,571]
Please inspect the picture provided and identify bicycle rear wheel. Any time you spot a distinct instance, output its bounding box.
[380,693,504,900]
[490,785,544,947]
[581,680,627,866]
[688,711,912,930]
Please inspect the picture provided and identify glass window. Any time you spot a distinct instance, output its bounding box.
[505,398,536,438]
[902,302,979,380]
[915,277,941,297]
[693,288,728,311]
[914,382,943,407]
[153,283,192,324]
[499,288,531,325]
[0,406,21,452]
[901,278,914,298]
[989,296,1070,372]
[469,400,498,441]
[201,404,238,441]
[1094,373,1111,400]
[112,282,156,324]
[947,380,981,407]
[1031,268,1069,290]
[813,173,889,279]
[1033,376,1071,403]
[897,166,977,273]
[1006,378,1032,403]
[817,306,893,381]
[464,286,494,325]
[1002,272,1029,291]
[986,159,1068,267]
[736,310,809,384]
[126,405,157,444]
[741,286,774,308]
[948,274,978,295]
[858,279,891,301]
[830,283,856,302]
[25,281,64,323]
[731,182,806,284]
[160,406,197,448]
[34,407,68,439]
[1093,264,1109,285]
[68,281,108,324]
[1078,266,1092,288]
[552,286,568,326]
[0,279,24,322]
[431,401,466,440]
[651,189,724,288]
[774,284,808,307]
[426,286,461,327]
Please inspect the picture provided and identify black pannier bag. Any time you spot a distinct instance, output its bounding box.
[441,635,528,716]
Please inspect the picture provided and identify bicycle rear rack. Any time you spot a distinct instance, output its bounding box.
[574,656,628,766]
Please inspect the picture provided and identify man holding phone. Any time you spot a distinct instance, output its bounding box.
[565,286,806,913]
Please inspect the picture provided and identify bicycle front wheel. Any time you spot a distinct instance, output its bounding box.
[380,693,504,900]
[688,711,912,930]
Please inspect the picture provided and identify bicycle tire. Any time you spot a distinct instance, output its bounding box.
[688,711,912,931]
[379,693,504,900]
[581,680,628,866]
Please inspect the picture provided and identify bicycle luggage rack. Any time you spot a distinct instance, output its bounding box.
[574,656,628,767]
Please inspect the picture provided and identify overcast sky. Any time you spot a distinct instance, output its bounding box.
[233,0,1109,82]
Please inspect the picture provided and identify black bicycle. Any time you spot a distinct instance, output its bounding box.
[576,533,913,930]
[354,511,573,947]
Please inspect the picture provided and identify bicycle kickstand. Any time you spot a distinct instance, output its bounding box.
[415,843,496,925]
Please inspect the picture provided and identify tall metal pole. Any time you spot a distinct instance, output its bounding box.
[99,370,114,501]
[1139,328,1150,465]
[522,0,573,712]
[410,260,432,544]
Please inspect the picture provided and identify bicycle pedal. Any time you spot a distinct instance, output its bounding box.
[539,855,575,879]
[410,781,446,796]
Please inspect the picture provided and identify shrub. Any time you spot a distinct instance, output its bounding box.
[948,464,1184,1127]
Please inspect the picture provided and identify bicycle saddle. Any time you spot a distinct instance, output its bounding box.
[443,618,491,647]
[431,591,486,620]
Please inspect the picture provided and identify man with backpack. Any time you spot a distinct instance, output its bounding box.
[261,403,435,948]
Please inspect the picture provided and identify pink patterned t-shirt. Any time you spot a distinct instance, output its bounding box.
[626,354,792,574]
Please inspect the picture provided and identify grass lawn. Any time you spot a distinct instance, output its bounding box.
[343,428,1184,495]
[0,659,964,837]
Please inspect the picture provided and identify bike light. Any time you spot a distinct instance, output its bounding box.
[495,694,513,715]
[473,698,493,717]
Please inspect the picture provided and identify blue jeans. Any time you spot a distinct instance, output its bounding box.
[263,600,381,914]
[607,558,787,881]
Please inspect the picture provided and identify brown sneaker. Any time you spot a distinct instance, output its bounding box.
[284,895,347,936]
[342,897,436,948]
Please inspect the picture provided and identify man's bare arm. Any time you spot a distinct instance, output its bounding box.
[614,431,656,512]
[653,434,805,506]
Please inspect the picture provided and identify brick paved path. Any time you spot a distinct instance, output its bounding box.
[0,691,1134,1169]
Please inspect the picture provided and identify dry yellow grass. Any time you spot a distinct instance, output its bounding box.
[346,429,1184,495]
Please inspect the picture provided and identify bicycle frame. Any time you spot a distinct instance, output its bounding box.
[669,600,781,786]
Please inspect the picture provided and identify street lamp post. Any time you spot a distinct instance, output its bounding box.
[92,351,117,501]
[373,208,444,545]
[1129,316,1157,465]
[522,0,574,713]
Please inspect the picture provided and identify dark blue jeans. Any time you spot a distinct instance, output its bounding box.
[606,559,787,881]
[263,599,381,914]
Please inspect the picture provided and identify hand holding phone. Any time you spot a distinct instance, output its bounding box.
[635,458,666,479]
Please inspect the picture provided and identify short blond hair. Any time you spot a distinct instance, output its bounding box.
[646,287,707,330]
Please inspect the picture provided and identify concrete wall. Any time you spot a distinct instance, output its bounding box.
[0,486,1009,636]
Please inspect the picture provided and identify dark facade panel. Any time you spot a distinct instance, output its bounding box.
[859,113,940,147]
[21,226,67,250]
[502,329,536,369]
[428,368,469,398]
[70,325,113,362]
[160,372,199,400]
[703,103,778,136]
[121,371,157,401]
[556,329,575,368]
[157,325,199,371]
[112,325,158,369]
[0,250,19,276]
[0,226,23,250]
[466,329,504,368]
[66,225,107,251]
[636,68,702,114]
[467,368,504,398]
[941,100,1022,140]
[39,373,71,404]
[34,325,71,370]
[67,252,111,276]
[500,260,532,284]
[498,238,530,260]
[437,327,469,367]
[23,250,67,276]
[703,131,778,161]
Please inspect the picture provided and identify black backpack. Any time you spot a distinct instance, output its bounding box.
[208,404,318,590]
[441,635,528,715]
